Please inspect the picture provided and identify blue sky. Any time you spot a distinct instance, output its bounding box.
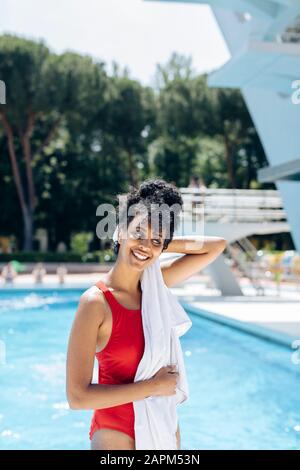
[0,0,229,86]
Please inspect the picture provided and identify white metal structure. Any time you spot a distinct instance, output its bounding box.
[174,187,290,295]
[147,0,300,294]
[148,0,300,254]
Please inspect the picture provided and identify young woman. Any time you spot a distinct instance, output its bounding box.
[66,178,226,450]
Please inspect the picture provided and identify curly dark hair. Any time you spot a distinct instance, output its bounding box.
[113,178,183,255]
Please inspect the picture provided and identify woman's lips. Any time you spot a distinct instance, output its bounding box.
[131,250,150,261]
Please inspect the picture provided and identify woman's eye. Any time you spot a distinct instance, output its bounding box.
[132,230,161,245]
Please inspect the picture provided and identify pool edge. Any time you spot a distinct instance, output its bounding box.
[181,301,296,349]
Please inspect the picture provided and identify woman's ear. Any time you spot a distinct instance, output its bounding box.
[118,226,124,245]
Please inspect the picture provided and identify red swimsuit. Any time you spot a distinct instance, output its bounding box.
[89,280,145,441]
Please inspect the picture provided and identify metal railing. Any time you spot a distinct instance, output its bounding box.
[179,187,290,294]
[225,240,265,296]
[179,187,287,223]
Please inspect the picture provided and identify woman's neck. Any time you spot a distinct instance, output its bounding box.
[104,257,142,295]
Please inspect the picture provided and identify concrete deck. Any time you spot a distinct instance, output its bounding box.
[172,276,300,343]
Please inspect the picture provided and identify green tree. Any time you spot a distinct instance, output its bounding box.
[103,74,156,186]
[0,34,108,249]
[214,88,269,189]
[194,136,228,188]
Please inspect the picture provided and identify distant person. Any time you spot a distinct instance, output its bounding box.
[57,264,68,285]
[32,262,46,284]
[188,175,207,213]
[188,175,200,189]
[1,261,17,284]
[198,176,207,192]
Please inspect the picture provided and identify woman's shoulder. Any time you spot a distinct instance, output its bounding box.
[77,278,109,324]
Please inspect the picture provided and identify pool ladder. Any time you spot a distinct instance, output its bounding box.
[225,238,265,296]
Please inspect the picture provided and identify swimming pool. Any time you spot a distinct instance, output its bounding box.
[0,288,299,450]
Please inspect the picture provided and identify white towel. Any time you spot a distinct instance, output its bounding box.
[113,227,192,450]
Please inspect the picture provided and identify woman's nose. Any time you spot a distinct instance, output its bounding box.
[138,238,151,251]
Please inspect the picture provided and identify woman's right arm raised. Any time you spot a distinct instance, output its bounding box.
[66,289,157,410]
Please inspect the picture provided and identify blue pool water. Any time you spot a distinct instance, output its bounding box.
[0,288,299,450]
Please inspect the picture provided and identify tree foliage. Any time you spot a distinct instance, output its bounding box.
[0,37,271,251]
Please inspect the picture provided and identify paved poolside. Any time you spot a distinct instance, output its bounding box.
[173,276,300,341]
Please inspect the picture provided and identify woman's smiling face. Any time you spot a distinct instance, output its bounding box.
[118,215,166,270]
